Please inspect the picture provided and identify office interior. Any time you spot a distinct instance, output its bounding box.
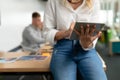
[0,0,120,80]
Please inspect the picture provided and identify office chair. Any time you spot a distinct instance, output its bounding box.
[8,45,22,52]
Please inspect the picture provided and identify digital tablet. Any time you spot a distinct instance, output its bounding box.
[70,22,106,40]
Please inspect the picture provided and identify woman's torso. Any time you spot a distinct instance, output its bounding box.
[54,0,94,31]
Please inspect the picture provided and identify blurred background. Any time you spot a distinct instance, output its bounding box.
[0,0,120,80]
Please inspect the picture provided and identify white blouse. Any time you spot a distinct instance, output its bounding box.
[43,0,101,50]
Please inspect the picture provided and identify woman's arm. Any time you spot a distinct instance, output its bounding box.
[55,22,75,41]
[43,0,58,45]
[55,31,66,41]
[79,0,101,50]
[43,0,74,44]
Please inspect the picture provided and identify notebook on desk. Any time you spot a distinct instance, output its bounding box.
[0,57,18,63]
[0,55,48,63]
[18,55,48,61]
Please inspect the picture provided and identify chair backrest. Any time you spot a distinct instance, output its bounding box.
[8,45,22,52]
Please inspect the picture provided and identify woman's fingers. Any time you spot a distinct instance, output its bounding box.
[85,24,90,35]
[92,31,102,41]
[74,29,80,36]
[80,26,84,35]
[90,25,96,36]
[69,22,75,31]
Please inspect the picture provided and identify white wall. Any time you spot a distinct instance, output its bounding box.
[0,0,46,51]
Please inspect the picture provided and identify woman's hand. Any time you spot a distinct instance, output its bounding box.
[64,22,75,38]
[55,22,75,41]
[74,24,102,48]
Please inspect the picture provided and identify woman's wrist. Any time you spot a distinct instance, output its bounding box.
[88,43,93,48]
[55,28,72,41]
[80,40,93,49]
[55,31,68,41]
[64,30,70,37]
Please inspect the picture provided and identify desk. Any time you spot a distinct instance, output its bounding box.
[0,52,51,73]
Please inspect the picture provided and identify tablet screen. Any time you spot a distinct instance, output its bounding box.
[70,22,105,40]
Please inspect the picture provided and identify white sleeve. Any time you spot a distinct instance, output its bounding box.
[80,0,101,51]
[79,38,98,51]
[43,0,58,45]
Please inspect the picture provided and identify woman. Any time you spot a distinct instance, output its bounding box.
[43,0,107,80]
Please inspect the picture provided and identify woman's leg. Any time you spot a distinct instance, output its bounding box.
[50,50,77,80]
[77,50,107,80]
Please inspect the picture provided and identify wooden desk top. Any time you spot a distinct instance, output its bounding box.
[0,52,51,72]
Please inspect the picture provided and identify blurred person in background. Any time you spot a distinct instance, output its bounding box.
[21,12,45,53]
